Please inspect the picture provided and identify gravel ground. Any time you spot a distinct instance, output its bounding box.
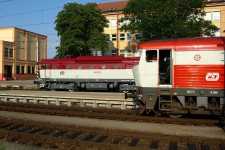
[0,110,224,140]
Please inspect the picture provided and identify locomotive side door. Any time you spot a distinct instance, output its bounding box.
[159,49,172,86]
[45,64,51,78]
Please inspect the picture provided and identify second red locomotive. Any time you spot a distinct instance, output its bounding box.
[36,55,139,92]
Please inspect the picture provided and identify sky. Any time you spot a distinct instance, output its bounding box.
[0,0,119,58]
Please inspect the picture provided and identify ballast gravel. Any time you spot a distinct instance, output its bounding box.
[0,110,224,140]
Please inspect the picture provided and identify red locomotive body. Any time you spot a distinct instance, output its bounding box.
[127,37,225,118]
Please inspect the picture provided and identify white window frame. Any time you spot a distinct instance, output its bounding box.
[213,11,220,21]
[215,29,220,36]
[112,34,117,41]
[205,12,212,21]
[120,33,125,41]
[111,19,117,27]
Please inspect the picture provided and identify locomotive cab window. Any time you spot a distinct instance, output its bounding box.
[46,64,50,69]
[66,65,70,69]
[146,50,157,62]
[102,65,106,69]
[55,65,59,69]
[41,64,45,69]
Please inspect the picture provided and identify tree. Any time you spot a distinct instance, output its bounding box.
[55,3,109,58]
[120,0,219,40]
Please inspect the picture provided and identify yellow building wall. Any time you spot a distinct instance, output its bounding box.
[0,27,47,80]
[205,4,225,36]
[103,12,134,57]
[0,41,3,75]
[0,28,14,42]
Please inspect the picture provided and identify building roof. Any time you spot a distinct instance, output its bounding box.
[0,27,47,38]
[97,1,128,13]
[204,0,225,2]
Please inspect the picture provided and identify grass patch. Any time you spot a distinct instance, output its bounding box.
[0,139,6,150]
[70,102,79,107]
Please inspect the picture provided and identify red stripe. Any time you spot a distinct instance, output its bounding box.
[174,65,224,89]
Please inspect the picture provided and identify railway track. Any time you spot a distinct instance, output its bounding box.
[0,117,224,150]
[0,101,220,126]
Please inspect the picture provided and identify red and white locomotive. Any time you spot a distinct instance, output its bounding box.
[126,37,225,118]
[36,55,139,92]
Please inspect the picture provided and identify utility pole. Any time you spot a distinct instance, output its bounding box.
[131,33,136,57]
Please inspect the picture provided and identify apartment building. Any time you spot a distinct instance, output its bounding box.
[98,0,139,57]
[204,0,225,36]
[0,27,47,80]
[98,0,225,57]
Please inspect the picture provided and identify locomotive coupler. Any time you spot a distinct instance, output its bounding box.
[219,104,225,130]
[125,92,137,99]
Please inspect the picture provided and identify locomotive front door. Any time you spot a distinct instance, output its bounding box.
[159,49,172,86]
[145,50,159,87]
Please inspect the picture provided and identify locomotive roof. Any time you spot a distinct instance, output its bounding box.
[138,37,225,51]
[38,55,139,64]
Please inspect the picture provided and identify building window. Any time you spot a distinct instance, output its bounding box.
[32,66,35,74]
[9,48,13,57]
[21,66,25,74]
[4,47,13,58]
[127,33,132,41]
[90,65,93,69]
[120,50,125,56]
[111,19,117,27]
[112,50,117,56]
[4,48,8,57]
[114,64,118,69]
[16,65,20,74]
[120,33,125,41]
[215,29,220,36]
[205,12,212,20]
[126,53,132,57]
[213,11,220,21]
[112,34,117,41]
[28,66,31,74]
[107,19,110,27]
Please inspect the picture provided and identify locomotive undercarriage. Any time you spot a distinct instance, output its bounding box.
[37,78,136,92]
[126,87,224,119]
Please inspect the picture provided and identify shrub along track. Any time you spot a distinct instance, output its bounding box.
[0,117,224,150]
[0,101,220,126]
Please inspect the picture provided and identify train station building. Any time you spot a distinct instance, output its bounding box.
[0,27,47,81]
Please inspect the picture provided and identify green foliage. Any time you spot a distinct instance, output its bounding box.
[55,3,109,58]
[0,140,6,150]
[120,0,219,40]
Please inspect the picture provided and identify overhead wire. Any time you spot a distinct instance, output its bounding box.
[0,0,14,4]
[0,0,121,56]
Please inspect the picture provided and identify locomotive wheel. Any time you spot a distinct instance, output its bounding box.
[136,106,146,116]
[169,100,184,118]
[221,105,225,130]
